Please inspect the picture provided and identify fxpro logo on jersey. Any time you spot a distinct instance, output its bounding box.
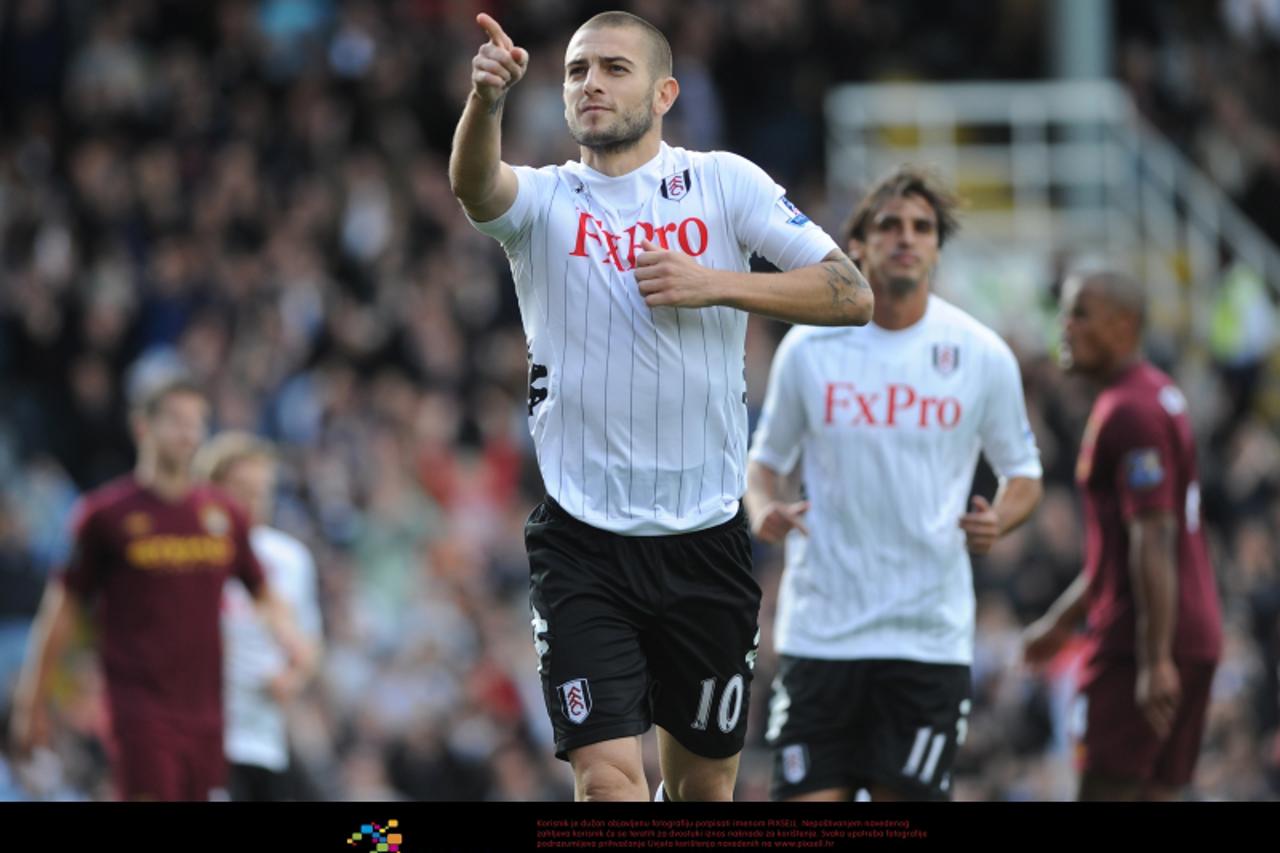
[570,211,709,273]
[824,382,962,429]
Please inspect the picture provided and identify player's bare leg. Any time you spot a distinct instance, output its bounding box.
[1078,771,1143,801]
[656,726,738,801]
[568,736,649,801]
[783,787,853,802]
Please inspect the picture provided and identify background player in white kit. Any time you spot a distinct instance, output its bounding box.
[196,433,323,801]
[448,10,872,801]
[746,167,1043,801]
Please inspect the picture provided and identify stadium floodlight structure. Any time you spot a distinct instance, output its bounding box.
[826,80,1280,362]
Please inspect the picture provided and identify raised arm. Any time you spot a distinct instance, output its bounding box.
[635,245,873,326]
[448,13,529,223]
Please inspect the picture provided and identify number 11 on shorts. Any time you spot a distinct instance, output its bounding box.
[691,674,745,733]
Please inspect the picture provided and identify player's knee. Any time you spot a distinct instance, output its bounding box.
[574,759,647,802]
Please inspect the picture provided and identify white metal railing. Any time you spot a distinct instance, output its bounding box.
[825,80,1280,351]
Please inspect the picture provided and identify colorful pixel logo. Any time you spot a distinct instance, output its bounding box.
[348,820,401,852]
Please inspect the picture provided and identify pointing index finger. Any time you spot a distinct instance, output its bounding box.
[476,12,513,49]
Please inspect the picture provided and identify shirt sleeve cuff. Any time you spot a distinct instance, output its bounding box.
[748,446,799,475]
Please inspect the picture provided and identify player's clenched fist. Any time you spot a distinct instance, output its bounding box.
[751,500,810,544]
[958,494,1001,555]
[635,239,724,309]
[472,13,528,106]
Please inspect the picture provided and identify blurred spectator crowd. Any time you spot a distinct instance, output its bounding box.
[0,0,1277,801]
[1119,0,1280,246]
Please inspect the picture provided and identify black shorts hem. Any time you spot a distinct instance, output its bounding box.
[770,776,862,801]
[554,721,651,762]
[653,721,747,761]
[770,772,948,802]
[857,770,951,802]
[767,738,857,801]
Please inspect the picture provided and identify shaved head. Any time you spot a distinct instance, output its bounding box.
[1059,268,1148,377]
[577,11,673,80]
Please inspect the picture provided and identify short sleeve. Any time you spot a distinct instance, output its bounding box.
[1105,404,1178,521]
[465,165,556,249]
[59,499,105,601]
[749,329,810,475]
[977,338,1043,480]
[715,153,839,271]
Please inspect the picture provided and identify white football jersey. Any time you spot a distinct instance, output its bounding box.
[749,295,1042,664]
[222,526,323,771]
[470,142,838,534]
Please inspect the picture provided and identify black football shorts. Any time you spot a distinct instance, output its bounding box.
[526,498,762,762]
[766,656,972,800]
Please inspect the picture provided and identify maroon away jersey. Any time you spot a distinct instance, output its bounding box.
[59,476,265,735]
[1075,362,1222,665]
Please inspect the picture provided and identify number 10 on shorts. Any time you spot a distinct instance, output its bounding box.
[691,674,745,733]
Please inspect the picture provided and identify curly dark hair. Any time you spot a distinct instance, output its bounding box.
[840,165,962,248]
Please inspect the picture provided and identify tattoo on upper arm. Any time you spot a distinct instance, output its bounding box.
[822,253,871,318]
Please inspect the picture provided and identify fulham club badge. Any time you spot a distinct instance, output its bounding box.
[660,169,692,201]
[559,678,592,724]
[932,343,960,376]
[782,744,809,784]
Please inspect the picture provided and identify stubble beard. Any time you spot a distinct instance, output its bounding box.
[569,98,655,156]
[885,273,923,299]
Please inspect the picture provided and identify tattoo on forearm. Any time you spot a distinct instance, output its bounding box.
[822,255,871,316]
[487,94,506,116]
